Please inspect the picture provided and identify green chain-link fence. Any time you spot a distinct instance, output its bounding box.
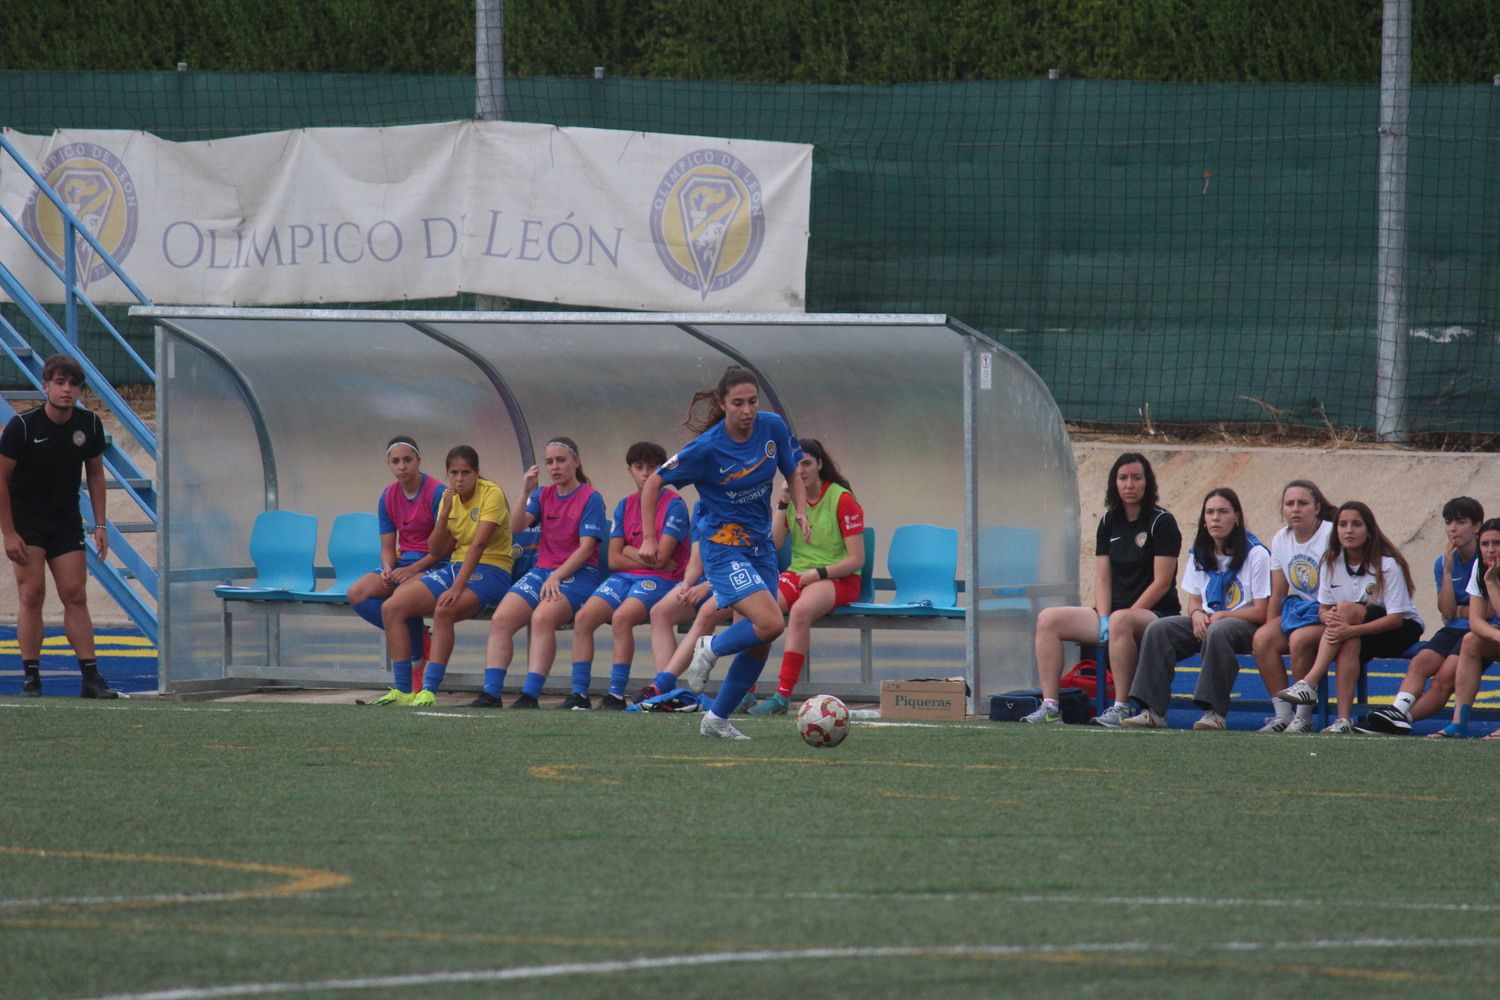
[3,71,1496,433]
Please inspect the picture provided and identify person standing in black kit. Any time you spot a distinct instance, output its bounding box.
[0,354,115,698]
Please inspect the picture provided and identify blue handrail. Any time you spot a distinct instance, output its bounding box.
[0,131,160,640]
[0,199,154,380]
[0,257,157,456]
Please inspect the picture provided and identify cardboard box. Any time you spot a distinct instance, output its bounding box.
[879,678,968,721]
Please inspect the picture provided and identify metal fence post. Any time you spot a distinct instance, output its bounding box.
[475,0,507,311]
[1375,0,1411,442]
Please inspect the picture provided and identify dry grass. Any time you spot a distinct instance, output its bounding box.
[1067,421,1500,453]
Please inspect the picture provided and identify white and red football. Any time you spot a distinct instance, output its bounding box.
[796,694,850,748]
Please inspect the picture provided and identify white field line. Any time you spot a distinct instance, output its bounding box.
[13,884,1498,920]
[762,889,1500,914]
[75,937,1500,1000]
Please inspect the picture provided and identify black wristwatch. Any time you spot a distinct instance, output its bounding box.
[816,566,829,580]
[777,501,789,510]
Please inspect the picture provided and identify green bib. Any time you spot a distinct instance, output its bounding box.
[789,483,853,573]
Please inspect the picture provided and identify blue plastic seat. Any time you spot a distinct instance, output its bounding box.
[975,524,1041,612]
[213,510,319,599]
[844,523,962,617]
[288,512,382,601]
[853,526,876,603]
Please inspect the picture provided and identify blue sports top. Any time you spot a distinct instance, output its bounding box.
[1434,550,1479,628]
[657,411,801,549]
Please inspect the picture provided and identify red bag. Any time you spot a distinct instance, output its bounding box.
[1059,658,1115,717]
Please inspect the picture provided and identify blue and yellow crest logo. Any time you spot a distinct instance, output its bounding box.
[22,142,138,291]
[1287,553,1319,595]
[1223,579,1244,609]
[650,149,766,300]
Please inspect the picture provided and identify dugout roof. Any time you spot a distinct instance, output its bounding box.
[135,308,1079,704]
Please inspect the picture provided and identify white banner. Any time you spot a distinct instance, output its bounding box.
[0,121,812,311]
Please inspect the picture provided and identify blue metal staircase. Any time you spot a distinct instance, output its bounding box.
[0,132,158,643]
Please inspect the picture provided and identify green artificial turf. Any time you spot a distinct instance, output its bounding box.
[3,698,1498,998]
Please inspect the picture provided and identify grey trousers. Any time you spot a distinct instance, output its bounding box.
[1128,614,1257,716]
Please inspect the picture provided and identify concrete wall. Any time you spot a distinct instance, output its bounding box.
[1073,441,1500,632]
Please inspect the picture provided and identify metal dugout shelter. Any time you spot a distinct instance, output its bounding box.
[137,308,1079,708]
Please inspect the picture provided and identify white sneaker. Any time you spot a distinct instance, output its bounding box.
[1090,703,1131,728]
[1021,702,1061,724]
[1283,714,1315,734]
[1192,710,1226,731]
[699,713,749,740]
[1119,707,1167,729]
[1258,715,1290,733]
[682,635,719,693]
[1321,718,1353,734]
[1276,680,1318,705]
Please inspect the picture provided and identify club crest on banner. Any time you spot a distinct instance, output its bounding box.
[650,149,765,300]
[22,142,138,290]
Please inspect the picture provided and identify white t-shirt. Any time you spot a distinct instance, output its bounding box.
[1467,561,1488,600]
[1270,521,1333,602]
[1181,545,1272,612]
[1319,554,1424,628]
[1464,561,1500,624]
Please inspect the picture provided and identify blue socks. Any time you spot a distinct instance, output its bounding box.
[609,663,631,698]
[571,661,591,696]
[352,597,384,629]
[356,597,425,664]
[653,670,678,692]
[483,668,507,698]
[422,662,446,692]
[522,672,546,699]
[710,651,766,718]
[710,618,760,658]
[392,659,412,694]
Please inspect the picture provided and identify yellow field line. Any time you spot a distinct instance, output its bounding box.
[0,846,348,912]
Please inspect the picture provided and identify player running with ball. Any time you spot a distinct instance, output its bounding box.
[638,366,808,740]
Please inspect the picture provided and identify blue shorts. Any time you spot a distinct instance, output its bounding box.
[701,539,779,610]
[1412,624,1468,658]
[396,551,427,569]
[420,562,513,608]
[509,565,603,612]
[590,572,679,612]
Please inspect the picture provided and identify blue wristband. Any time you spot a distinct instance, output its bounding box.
[1098,615,1110,644]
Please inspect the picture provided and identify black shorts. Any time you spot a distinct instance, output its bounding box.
[1411,624,1467,659]
[14,514,84,560]
[1358,614,1425,665]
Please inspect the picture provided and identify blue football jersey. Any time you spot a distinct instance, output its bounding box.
[658,412,801,548]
